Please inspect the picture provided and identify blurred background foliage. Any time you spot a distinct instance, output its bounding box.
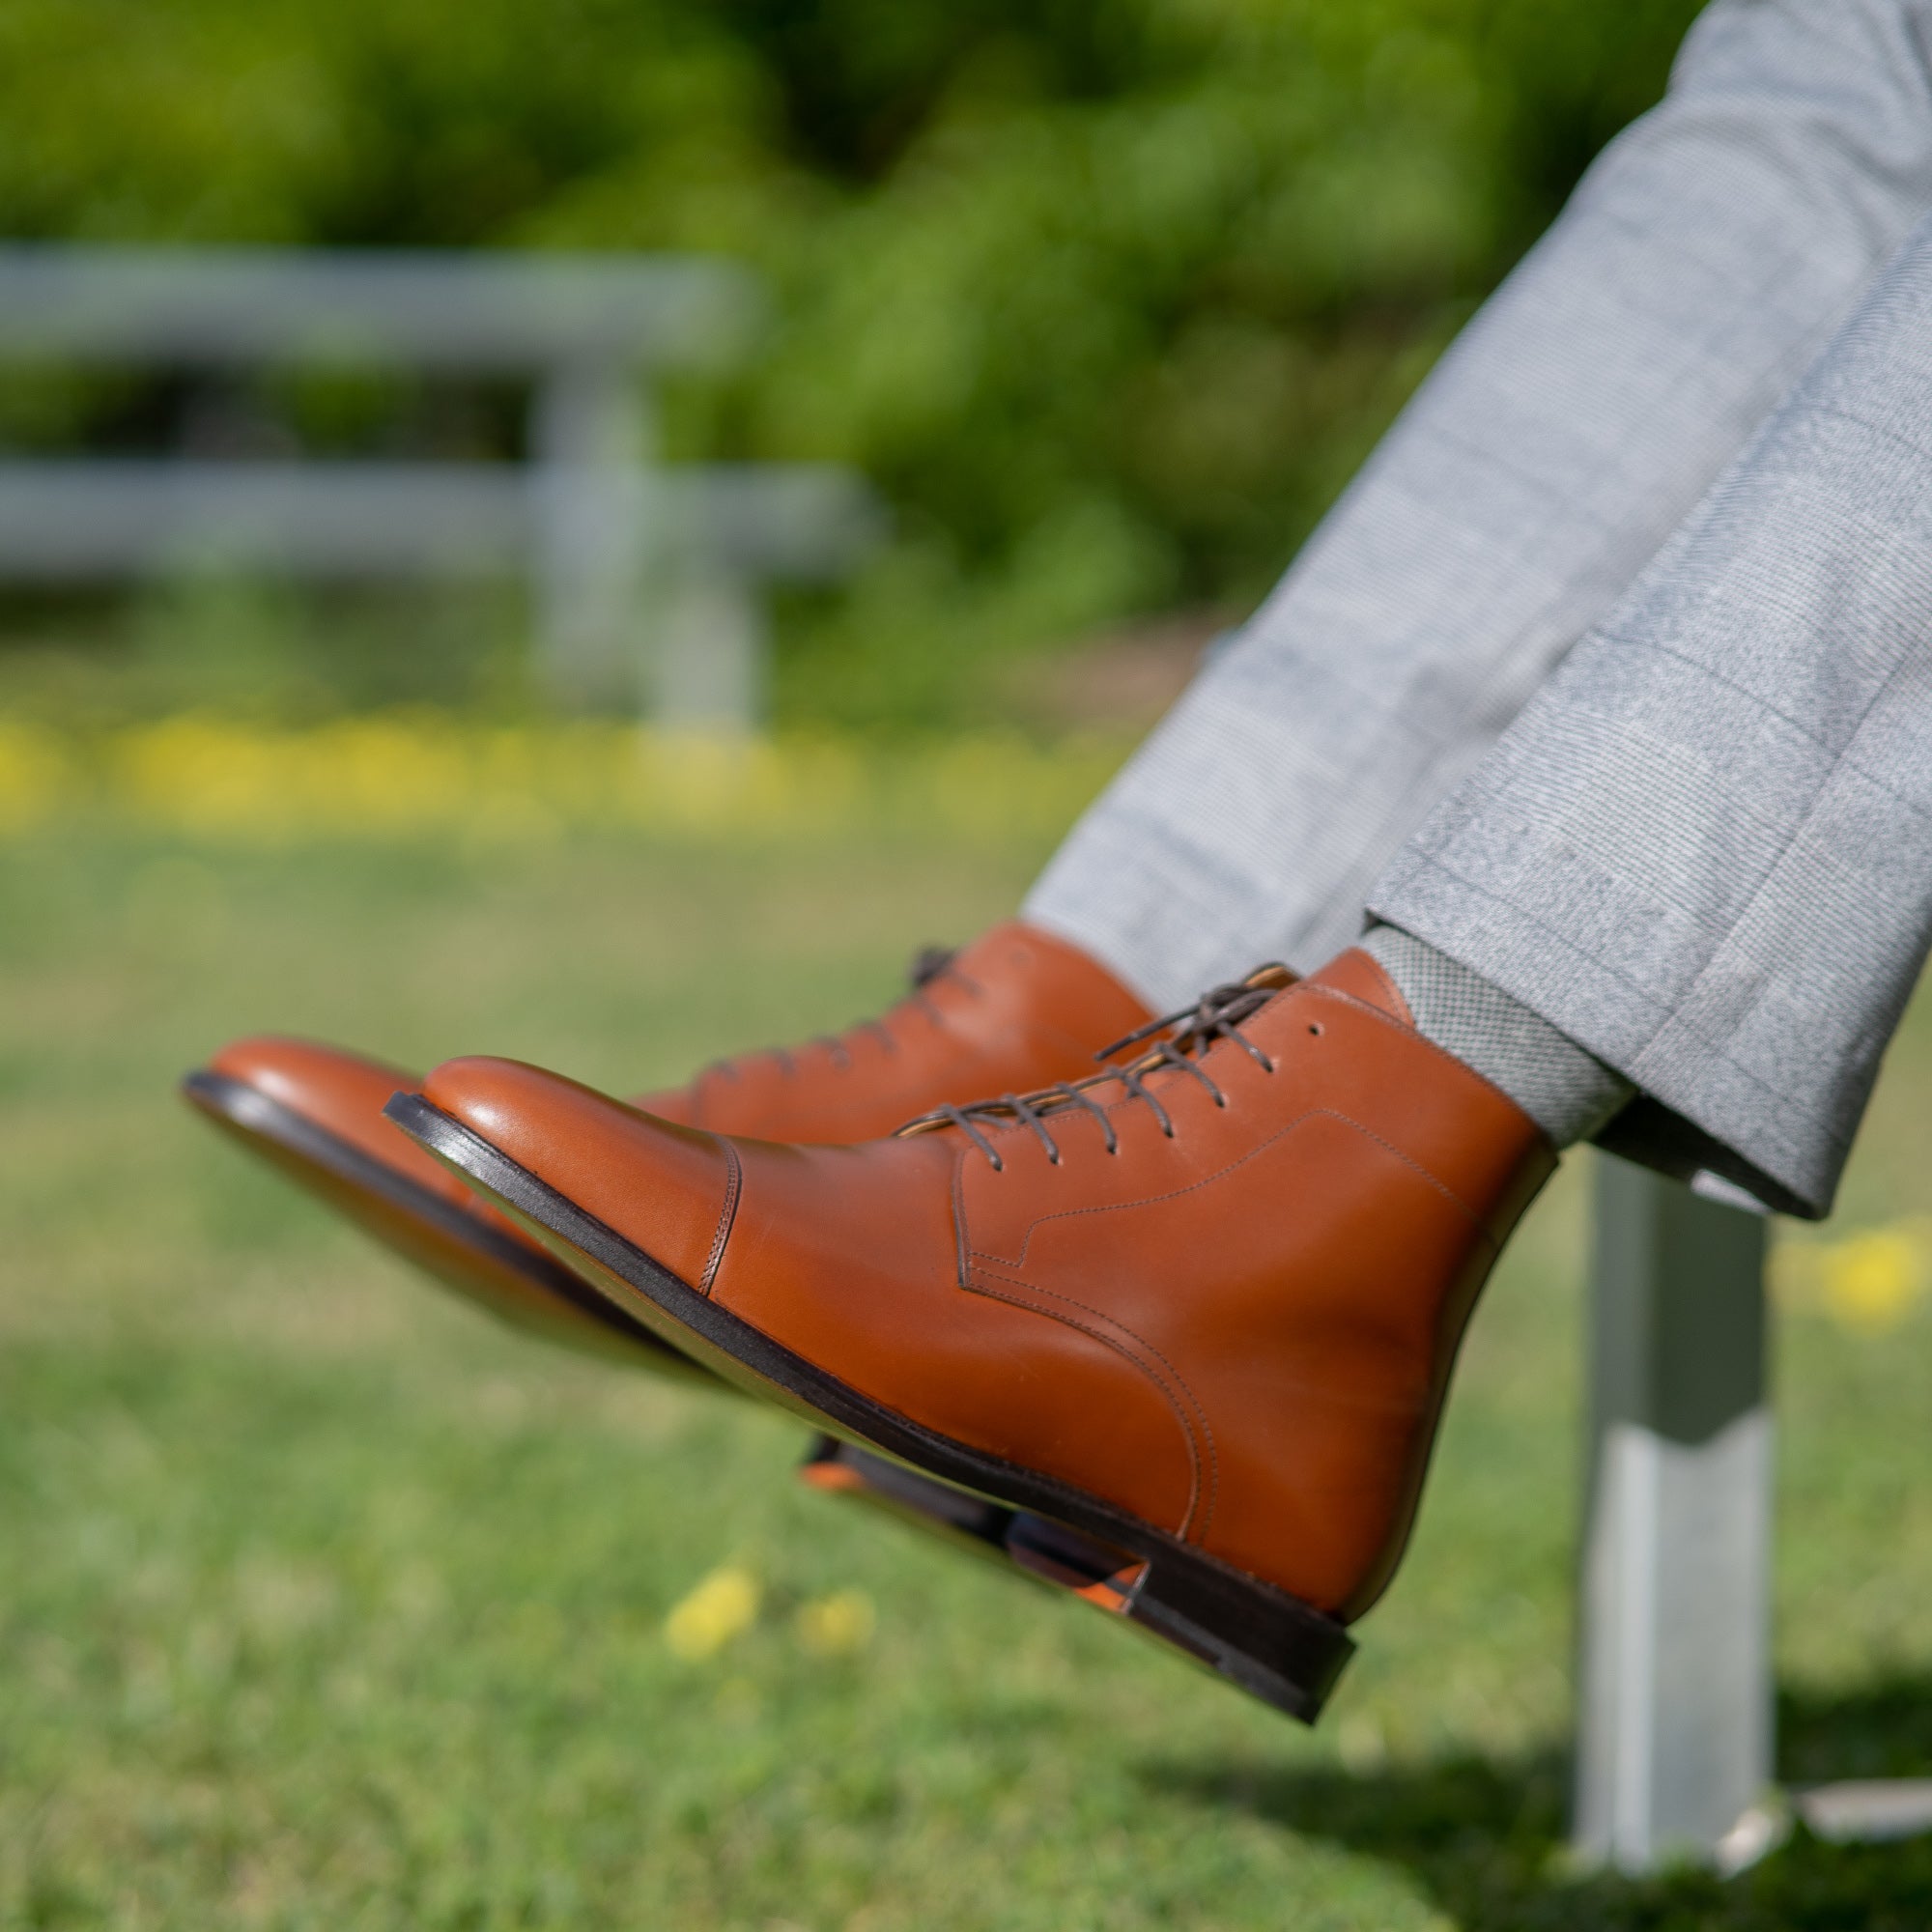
[0,0,1704,727]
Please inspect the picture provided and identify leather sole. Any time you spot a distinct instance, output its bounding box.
[387,1091,1356,1721]
[180,1066,1127,1621]
[183,1067,707,1375]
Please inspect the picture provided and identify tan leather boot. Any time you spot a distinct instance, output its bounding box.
[185,922,1147,1361]
[183,922,1152,1578]
[184,1033,694,1369]
[638,923,1151,1142]
[393,949,1555,1719]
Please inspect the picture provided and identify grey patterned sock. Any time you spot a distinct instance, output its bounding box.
[1362,924,1633,1147]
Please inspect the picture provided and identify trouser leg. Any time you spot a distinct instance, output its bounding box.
[1025,0,1932,1007]
[1371,209,1932,1218]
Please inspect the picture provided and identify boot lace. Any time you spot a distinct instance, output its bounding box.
[898,964,1294,1171]
[699,945,968,1083]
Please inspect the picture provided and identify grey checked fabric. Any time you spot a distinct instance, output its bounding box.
[1020,0,1932,1214]
[1373,210,1932,1217]
[1025,0,1932,1007]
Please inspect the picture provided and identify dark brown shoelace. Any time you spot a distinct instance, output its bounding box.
[700,945,968,1083]
[898,963,1295,1171]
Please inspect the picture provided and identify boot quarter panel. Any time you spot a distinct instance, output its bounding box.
[712,1136,1203,1533]
[956,1098,1497,1597]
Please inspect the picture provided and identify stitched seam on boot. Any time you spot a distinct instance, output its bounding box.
[967,1109,1492,1273]
[964,1267,1208,1539]
[698,1140,743,1296]
[950,1148,974,1287]
[966,1262,1217,1541]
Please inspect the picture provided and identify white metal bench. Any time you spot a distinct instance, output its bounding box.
[1576,1156,1932,1870]
[0,245,882,726]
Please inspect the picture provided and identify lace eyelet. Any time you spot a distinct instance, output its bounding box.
[1307,1022,1323,1037]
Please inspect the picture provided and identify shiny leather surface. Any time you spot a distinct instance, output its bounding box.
[198,1037,613,1350]
[634,921,1152,1141]
[422,1058,738,1293]
[210,1035,494,1220]
[199,921,1147,1339]
[422,949,1555,1620]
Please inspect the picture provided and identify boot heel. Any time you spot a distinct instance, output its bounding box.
[1119,1547,1353,1721]
[797,1440,1147,1588]
[798,1437,1019,1562]
[1002,1511,1137,1591]
[799,1437,1352,1721]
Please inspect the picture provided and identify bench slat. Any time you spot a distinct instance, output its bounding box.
[0,245,760,370]
[0,460,879,582]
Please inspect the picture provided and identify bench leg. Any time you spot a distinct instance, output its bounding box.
[1572,1154,1775,1872]
[650,570,765,733]
[531,356,654,709]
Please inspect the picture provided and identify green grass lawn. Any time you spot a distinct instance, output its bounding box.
[4,816,1931,1929]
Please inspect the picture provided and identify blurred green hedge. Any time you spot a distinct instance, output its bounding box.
[0,0,1704,722]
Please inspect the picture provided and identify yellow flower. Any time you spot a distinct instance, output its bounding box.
[664,1566,760,1661]
[1818,1228,1928,1335]
[14,709,1132,847]
[0,721,73,832]
[795,1589,875,1657]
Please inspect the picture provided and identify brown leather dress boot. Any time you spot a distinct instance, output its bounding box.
[183,922,1152,1576]
[391,949,1555,1719]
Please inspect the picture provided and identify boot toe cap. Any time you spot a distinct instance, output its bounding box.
[196,1034,434,1177]
[421,1055,739,1293]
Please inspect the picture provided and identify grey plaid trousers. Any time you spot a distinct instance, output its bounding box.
[1025,0,1932,1215]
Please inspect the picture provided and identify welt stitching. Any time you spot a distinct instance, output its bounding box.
[698,1138,742,1296]
[964,1265,1207,1539]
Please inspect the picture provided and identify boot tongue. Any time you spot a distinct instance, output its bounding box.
[1305,947,1415,1028]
